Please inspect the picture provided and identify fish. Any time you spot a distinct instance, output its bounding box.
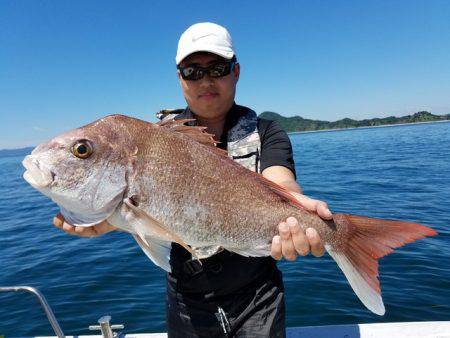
[22,114,437,315]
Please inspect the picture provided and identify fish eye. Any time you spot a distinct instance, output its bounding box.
[71,140,93,159]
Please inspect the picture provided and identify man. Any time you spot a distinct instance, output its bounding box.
[54,22,332,337]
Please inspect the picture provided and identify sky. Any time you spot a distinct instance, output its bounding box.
[1,0,449,149]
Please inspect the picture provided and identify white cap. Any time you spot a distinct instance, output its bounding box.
[176,22,235,65]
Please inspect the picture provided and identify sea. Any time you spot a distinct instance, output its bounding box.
[0,121,449,337]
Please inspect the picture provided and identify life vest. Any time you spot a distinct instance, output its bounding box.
[157,107,262,173]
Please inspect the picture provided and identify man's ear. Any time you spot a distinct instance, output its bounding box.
[234,63,240,82]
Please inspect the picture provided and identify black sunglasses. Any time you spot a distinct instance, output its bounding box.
[178,59,237,81]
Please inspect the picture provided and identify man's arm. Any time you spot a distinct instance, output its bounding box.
[262,165,332,261]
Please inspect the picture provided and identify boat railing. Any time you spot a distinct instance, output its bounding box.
[0,286,65,337]
[1,286,125,338]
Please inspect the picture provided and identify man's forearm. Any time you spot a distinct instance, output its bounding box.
[261,165,302,194]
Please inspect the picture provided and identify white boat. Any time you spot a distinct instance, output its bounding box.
[35,321,450,338]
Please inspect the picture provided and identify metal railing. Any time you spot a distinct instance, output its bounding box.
[1,286,125,338]
[0,286,65,338]
[89,316,124,338]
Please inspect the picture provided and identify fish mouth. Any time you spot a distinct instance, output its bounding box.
[22,155,54,189]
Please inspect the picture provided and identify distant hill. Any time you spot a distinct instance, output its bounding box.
[259,111,450,132]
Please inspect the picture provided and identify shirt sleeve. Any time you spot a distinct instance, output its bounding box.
[258,118,296,178]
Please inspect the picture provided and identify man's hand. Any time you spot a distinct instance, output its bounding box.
[53,213,117,238]
[261,166,331,261]
[270,192,332,261]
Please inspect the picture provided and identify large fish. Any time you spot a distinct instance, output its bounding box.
[22,114,436,315]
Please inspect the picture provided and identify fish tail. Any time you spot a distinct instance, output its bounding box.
[325,213,437,315]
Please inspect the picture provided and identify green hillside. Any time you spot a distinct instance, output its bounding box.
[259,111,450,132]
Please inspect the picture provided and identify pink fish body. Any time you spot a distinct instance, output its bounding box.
[22,114,437,315]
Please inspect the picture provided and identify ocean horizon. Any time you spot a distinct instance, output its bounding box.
[2,119,450,153]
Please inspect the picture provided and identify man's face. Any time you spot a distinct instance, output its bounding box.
[178,52,240,120]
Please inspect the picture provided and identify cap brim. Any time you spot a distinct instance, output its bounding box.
[176,46,234,65]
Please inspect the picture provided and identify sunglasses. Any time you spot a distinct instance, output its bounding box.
[178,59,236,81]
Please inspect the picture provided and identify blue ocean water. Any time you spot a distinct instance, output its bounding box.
[0,122,449,336]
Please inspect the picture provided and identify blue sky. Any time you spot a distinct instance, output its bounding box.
[1,0,449,148]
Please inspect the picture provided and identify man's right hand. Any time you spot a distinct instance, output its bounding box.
[53,213,117,238]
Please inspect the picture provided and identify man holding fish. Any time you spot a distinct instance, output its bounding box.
[34,22,432,337]
[52,22,331,336]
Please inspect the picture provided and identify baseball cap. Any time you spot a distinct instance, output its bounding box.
[176,22,235,65]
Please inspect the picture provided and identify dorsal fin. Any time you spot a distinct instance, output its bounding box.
[157,118,228,157]
[157,118,197,128]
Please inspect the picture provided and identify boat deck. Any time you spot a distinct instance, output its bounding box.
[36,321,450,338]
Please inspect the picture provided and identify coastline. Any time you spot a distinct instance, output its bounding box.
[2,119,449,152]
[287,119,450,135]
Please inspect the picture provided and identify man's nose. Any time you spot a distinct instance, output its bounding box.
[199,73,215,87]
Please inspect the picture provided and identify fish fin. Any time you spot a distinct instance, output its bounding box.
[157,118,228,157]
[226,244,270,257]
[132,234,172,272]
[327,213,437,315]
[123,198,201,263]
[326,244,385,315]
[157,118,196,128]
[155,119,195,128]
[135,228,150,247]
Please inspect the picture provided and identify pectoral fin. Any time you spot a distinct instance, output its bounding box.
[123,198,201,263]
[133,234,172,272]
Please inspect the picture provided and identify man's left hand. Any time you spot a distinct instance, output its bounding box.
[270,193,331,261]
